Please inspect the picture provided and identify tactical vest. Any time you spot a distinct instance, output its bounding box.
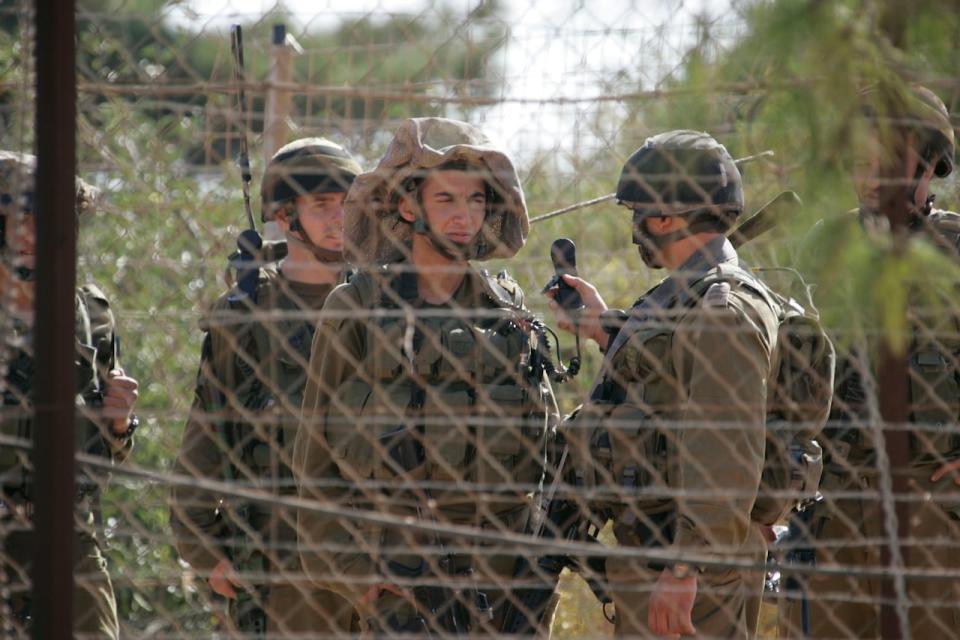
[324,268,549,516]
[1,285,115,502]
[828,210,960,465]
[210,268,327,502]
[829,311,960,465]
[570,264,834,527]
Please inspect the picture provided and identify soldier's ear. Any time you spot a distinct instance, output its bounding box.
[274,206,291,232]
[398,194,418,223]
[646,215,673,235]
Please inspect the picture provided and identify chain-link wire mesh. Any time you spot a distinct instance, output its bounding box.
[1,0,959,638]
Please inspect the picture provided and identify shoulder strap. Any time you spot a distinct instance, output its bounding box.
[677,263,784,318]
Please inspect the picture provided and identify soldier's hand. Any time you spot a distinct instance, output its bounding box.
[357,583,408,607]
[545,274,609,349]
[209,558,241,600]
[103,368,139,435]
[930,459,960,486]
[648,569,697,637]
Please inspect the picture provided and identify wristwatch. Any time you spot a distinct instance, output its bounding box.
[113,414,140,441]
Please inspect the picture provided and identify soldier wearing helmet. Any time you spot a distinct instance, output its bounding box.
[547,130,780,638]
[853,84,955,225]
[0,151,140,638]
[779,85,960,639]
[169,138,362,636]
[294,118,559,635]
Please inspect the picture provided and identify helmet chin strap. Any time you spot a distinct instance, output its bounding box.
[632,213,724,269]
[286,215,344,264]
[412,216,473,262]
[860,164,933,231]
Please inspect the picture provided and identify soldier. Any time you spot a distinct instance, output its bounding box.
[169,138,362,636]
[0,151,140,638]
[547,131,784,638]
[294,117,559,635]
[778,85,960,639]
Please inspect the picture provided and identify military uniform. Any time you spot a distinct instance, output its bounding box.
[295,118,559,636]
[170,138,362,636]
[0,151,133,639]
[170,268,360,635]
[574,235,779,637]
[553,130,811,639]
[1,284,131,639]
[778,210,960,639]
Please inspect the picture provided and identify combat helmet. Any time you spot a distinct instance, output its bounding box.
[860,84,955,179]
[0,151,99,285]
[260,138,362,262]
[343,118,528,265]
[260,137,362,222]
[0,150,99,250]
[616,130,744,267]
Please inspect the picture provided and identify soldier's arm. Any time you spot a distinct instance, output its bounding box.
[169,306,238,573]
[80,284,137,462]
[669,293,774,556]
[294,283,368,597]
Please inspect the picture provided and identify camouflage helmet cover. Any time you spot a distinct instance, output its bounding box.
[0,150,100,220]
[343,117,529,265]
[260,137,363,222]
[860,84,955,178]
[616,129,745,217]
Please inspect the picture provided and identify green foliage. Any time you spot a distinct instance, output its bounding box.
[611,0,960,352]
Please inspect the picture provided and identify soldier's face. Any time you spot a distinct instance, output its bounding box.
[409,170,488,247]
[854,131,938,212]
[290,192,346,251]
[5,209,36,271]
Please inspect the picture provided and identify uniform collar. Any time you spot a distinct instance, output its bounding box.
[642,235,738,311]
[387,261,482,306]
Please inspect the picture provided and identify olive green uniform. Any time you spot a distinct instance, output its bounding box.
[575,236,779,638]
[170,267,357,636]
[1,284,130,639]
[295,264,558,635]
[778,210,960,639]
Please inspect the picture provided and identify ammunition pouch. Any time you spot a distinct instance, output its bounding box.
[326,312,544,503]
[908,344,960,460]
[751,433,823,526]
[377,553,486,635]
[612,508,677,571]
[565,402,666,520]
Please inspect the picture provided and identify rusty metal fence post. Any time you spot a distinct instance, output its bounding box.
[31,0,77,637]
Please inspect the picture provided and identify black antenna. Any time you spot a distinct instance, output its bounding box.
[228,24,263,302]
[230,24,256,232]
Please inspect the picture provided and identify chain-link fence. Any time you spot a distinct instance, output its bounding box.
[1,0,959,638]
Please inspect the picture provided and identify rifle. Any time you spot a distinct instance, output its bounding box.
[498,443,612,634]
[777,497,820,637]
[728,190,802,248]
[377,416,474,635]
[227,24,264,303]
